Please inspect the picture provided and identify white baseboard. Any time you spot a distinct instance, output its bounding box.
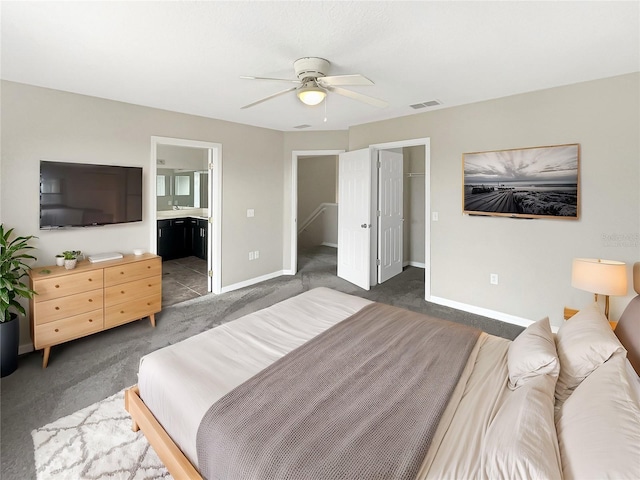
[321,242,338,248]
[220,270,286,294]
[403,261,425,269]
[429,295,536,330]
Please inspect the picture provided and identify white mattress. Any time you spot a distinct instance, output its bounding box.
[138,287,511,477]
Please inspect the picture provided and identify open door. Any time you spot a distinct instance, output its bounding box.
[377,149,404,283]
[337,149,372,290]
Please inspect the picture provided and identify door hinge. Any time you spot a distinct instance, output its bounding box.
[208,270,213,277]
[208,217,213,224]
[208,162,214,170]
[376,259,381,266]
[376,210,381,217]
[377,160,381,168]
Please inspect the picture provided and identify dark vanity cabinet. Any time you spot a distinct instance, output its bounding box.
[158,217,207,261]
[190,218,208,260]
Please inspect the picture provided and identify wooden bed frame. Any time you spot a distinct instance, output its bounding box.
[125,385,203,479]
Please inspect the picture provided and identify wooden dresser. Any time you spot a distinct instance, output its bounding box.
[29,253,162,368]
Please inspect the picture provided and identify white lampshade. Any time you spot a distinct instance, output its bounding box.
[571,258,628,296]
[297,85,326,106]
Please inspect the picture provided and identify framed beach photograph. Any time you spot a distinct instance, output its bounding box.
[463,144,580,220]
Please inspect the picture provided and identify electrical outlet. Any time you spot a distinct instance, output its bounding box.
[249,252,254,261]
[490,274,499,285]
[432,212,439,221]
[247,209,255,218]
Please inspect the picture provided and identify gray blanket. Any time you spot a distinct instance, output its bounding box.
[196,302,481,480]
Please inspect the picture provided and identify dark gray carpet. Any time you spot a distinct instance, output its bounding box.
[0,246,523,480]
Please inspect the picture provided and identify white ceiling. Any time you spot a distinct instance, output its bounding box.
[2,1,638,132]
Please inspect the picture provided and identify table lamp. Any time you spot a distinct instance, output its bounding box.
[571,258,627,319]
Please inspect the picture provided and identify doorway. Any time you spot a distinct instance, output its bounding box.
[150,136,222,295]
[290,149,345,274]
[336,138,431,299]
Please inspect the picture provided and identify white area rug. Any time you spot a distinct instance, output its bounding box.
[32,390,172,479]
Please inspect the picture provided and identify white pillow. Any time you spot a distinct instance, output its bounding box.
[554,302,625,403]
[556,354,640,480]
[507,316,559,389]
[482,374,562,480]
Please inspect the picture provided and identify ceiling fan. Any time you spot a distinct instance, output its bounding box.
[240,57,388,109]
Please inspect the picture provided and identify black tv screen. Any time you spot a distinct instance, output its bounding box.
[40,161,143,228]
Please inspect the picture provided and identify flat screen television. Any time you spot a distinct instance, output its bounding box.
[40,161,143,228]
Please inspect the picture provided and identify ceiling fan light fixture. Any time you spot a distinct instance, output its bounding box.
[297,84,326,106]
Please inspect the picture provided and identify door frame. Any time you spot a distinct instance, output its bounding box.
[289,149,345,274]
[369,138,431,300]
[150,136,223,294]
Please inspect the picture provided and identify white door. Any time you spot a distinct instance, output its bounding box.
[378,150,404,283]
[338,149,372,290]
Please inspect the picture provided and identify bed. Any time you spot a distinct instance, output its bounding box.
[125,270,640,480]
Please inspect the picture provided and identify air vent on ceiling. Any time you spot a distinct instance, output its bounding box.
[410,100,442,109]
[293,124,312,129]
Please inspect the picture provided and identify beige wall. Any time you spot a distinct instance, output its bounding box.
[1,80,287,346]
[349,73,640,326]
[403,145,426,265]
[297,155,337,223]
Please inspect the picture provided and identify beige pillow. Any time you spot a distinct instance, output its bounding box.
[555,302,625,403]
[482,374,562,480]
[556,354,640,480]
[507,316,559,389]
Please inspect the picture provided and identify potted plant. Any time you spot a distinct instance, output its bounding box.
[63,250,81,270]
[55,254,64,267]
[0,224,37,377]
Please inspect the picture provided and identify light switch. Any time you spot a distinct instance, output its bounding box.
[432,212,439,221]
[247,209,255,218]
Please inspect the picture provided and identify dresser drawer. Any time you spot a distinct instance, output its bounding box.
[104,258,161,286]
[104,293,162,329]
[34,289,103,325]
[34,309,103,348]
[104,276,162,307]
[33,271,104,302]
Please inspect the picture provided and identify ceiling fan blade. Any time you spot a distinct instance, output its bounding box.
[329,86,388,108]
[319,74,374,86]
[240,76,300,83]
[241,86,298,109]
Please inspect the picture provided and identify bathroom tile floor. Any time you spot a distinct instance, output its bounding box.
[161,256,209,307]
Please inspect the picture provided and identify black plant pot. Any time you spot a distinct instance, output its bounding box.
[1,313,20,377]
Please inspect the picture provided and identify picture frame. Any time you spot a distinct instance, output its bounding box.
[462,143,580,220]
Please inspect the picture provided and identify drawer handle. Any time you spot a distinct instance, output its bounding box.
[88,278,93,282]
[121,290,125,294]
[55,328,59,333]
[120,310,125,314]
[120,271,125,275]
[147,302,151,306]
[55,285,60,289]
[89,319,93,323]
[88,299,93,303]
[147,265,151,269]
[148,284,152,287]
[55,306,60,311]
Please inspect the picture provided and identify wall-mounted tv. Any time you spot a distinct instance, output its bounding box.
[40,161,143,229]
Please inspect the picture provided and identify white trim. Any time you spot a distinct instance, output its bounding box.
[429,295,535,329]
[403,261,426,268]
[151,136,223,294]
[290,150,345,275]
[321,242,338,248]
[220,270,285,294]
[368,138,431,300]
